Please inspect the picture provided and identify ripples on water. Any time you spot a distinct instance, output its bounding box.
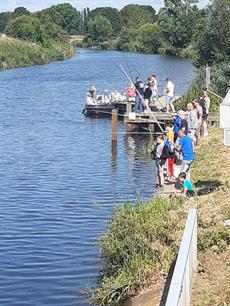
[0,49,196,305]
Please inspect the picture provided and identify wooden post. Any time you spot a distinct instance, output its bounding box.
[126,102,132,116]
[112,109,118,142]
[205,66,211,89]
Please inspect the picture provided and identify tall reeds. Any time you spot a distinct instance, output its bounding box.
[0,37,74,70]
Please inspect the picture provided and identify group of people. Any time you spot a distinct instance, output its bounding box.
[133,75,175,113]
[86,85,135,105]
[152,90,211,197]
[85,75,176,111]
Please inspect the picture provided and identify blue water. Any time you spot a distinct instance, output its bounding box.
[0,49,196,305]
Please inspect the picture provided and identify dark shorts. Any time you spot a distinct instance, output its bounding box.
[186,190,195,197]
[156,159,166,172]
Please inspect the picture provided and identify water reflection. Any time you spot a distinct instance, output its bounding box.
[111,141,117,171]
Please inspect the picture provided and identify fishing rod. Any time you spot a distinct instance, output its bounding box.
[131,68,165,109]
[206,89,223,100]
[123,52,134,82]
[119,64,164,133]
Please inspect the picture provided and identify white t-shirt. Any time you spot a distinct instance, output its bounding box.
[204,96,210,114]
[166,80,175,97]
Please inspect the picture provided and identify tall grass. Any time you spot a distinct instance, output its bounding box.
[0,38,74,70]
[86,197,185,305]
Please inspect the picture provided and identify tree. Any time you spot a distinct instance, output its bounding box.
[89,7,121,35]
[0,12,11,33]
[87,15,112,41]
[195,0,230,65]
[36,3,80,35]
[120,5,156,29]
[5,16,43,43]
[40,20,67,46]
[0,7,30,33]
[13,7,30,17]
[157,1,202,54]
[116,27,138,51]
[136,23,161,53]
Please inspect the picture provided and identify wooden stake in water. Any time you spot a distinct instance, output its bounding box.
[112,109,118,142]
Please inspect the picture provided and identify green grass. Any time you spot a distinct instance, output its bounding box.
[0,38,74,70]
[86,128,230,306]
[85,197,186,305]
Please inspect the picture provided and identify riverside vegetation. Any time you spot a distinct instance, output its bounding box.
[85,127,230,306]
[0,1,230,101]
[0,5,79,70]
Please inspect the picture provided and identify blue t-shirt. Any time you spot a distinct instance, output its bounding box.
[183,180,193,190]
[173,117,181,136]
[179,135,194,160]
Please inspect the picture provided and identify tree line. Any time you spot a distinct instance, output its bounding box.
[0,1,229,65]
[0,1,229,96]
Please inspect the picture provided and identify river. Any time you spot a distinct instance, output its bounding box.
[0,49,196,305]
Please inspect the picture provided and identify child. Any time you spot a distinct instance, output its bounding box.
[165,124,174,143]
[172,172,194,197]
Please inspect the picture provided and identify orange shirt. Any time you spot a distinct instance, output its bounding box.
[167,129,174,143]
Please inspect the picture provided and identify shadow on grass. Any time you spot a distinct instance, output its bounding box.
[159,256,177,305]
[194,180,222,196]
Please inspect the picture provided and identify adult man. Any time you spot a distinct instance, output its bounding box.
[178,129,194,178]
[134,76,145,112]
[178,110,188,135]
[165,77,175,113]
[203,91,210,136]
[150,75,158,96]
[152,135,170,187]
[187,103,198,141]
[193,99,203,146]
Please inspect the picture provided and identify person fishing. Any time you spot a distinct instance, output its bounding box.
[134,76,145,112]
[152,135,170,188]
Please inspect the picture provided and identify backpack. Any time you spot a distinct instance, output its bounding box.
[164,140,175,156]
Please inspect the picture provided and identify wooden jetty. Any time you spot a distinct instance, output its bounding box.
[124,111,219,132]
[123,95,219,132]
[124,111,173,132]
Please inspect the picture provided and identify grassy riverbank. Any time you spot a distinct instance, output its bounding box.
[0,37,74,70]
[190,128,230,305]
[86,127,230,305]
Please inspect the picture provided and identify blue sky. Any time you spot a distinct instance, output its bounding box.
[0,0,209,12]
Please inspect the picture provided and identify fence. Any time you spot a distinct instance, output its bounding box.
[165,208,197,306]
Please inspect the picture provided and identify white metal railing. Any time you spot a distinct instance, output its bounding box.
[165,208,197,306]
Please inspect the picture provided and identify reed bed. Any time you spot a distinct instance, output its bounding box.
[0,38,74,70]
